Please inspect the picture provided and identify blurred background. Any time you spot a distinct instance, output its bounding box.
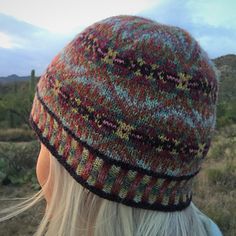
[0,0,235,235]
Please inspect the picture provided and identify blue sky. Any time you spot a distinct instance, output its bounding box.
[0,0,235,76]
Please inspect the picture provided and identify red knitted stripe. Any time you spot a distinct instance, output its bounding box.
[150,157,163,173]
[141,177,157,203]
[167,180,182,206]
[81,152,96,181]
[46,115,54,141]
[125,172,144,200]
[40,107,48,132]
[155,179,171,204]
[34,99,42,124]
[111,168,128,195]
[75,118,83,137]
[95,162,112,189]
[71,143,84,170]
[54,126,63,150]
[62,134,72,161]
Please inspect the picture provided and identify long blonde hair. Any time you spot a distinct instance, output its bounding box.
[0,152,213,236]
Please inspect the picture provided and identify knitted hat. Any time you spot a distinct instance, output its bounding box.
[29,15,219,212]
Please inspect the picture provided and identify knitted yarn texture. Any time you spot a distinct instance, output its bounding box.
[29,15,219,211]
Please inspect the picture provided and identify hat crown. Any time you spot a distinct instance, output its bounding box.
[30,15,219,211]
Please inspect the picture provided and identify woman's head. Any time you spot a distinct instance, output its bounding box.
[27,14,220,235]
[29,14,219,212]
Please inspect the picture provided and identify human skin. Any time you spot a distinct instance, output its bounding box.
[36,143,51,205]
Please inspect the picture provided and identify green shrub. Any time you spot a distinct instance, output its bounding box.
[0,140,40,189]
[209,144,226,160]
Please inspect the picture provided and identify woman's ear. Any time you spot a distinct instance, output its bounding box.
[36,143,51,188]
[36,143,53,210]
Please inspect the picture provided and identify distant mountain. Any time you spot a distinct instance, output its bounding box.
[0,74,30,84]
[213,54,236,103]
[213,54,236,69]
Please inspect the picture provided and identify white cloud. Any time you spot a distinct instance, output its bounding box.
[0,0,160,33]
[187,0,236,29]
[0,32,21,48]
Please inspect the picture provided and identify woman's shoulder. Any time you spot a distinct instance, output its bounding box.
[192,203,223,236]
[209,219,223,236]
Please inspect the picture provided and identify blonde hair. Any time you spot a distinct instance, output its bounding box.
[0,152,213,236]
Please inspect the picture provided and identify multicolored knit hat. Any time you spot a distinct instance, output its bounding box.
[29,15,219,212]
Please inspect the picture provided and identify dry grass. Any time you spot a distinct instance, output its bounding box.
[193,124,236,236]
[0,128,36,142]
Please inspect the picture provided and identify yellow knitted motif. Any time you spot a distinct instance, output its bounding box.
[196,143,205,158]
[115,121,135,140]
[87,106,95,113]
[102,48,118,64]
[75,97,81,105]
[146,72,154,81]
[137,57,145,66]
[176,72,192,90]
[72,108,77,113]
[134,69,142,76]
[151,64,159,70]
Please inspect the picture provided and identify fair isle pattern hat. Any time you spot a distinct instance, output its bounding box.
[29,15,219,212]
